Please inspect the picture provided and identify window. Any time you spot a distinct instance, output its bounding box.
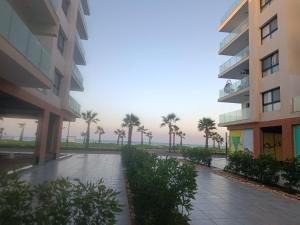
[262,51,279,77]
[263,88,280,112]
[57,28,67,54]
[261,16,278,42]
[261,0,272,9]
[53,70,63,96]
[62,0,70,17]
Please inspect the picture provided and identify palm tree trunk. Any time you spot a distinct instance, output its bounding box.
[19,128,24,142]
[180,137,183,146]
[149,138,151,145]
[218,142,220,150]
[128,126,133,145]
[213,140,215,148]
[141,133,143,145]
[98,133,101,144]
[168,127,172,152]
[99,134,102,144]
[121,137,124,146]
[173,132,176,148]
[205,133,209,149]
[117,136,120,145]
[85,122,90,149]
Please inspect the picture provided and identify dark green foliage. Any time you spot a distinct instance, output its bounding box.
[0,173,122,225]
[182,148,212,166]
[0,173,33,225]
[122,146,197,225]
[281,157,300,191]
[224,151,300,188]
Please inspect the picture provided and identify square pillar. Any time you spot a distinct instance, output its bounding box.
[282,122,294,159]
[52,116,63,159]
[35,110,50,164]
[253,127,262,158]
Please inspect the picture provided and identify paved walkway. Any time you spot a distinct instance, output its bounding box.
[191,168,300,225]
[22,154,130,225]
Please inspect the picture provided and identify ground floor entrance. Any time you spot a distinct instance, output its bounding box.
[228,117,300,160]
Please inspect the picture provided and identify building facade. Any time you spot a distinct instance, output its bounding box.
[0,0,89,163]
[218,0,300,160]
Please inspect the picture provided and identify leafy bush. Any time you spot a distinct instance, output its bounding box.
[182,148,212,166]
[281,157,300,191]
[122,146,197,225]
[0,173,122,225]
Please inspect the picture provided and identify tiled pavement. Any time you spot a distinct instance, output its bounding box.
[22,154,130,225]
[21,154,300,225]
[190,168,300,225]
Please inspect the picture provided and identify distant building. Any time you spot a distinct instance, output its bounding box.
[218,0,300,160]
[0,0,89,163]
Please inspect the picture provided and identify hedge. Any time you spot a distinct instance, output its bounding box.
[181,148,212,166]
[0,173,122,225]
[225,151,300,192]
[121,145,197,225]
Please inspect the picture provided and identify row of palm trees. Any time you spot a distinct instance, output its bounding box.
[0,117,26,141]
[79,111,225,150]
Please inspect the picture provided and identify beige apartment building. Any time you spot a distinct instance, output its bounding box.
[0,0,89,163]
[218,0,300,160]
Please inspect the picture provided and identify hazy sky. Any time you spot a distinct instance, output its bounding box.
[2,0,240,145]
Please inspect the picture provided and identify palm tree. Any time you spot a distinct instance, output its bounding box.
[81,110,99,148]
[161,113,180,152]
[177,131,186,147]
[172,125,180,148]
[211,132,218,148]
[146,132,153,145]
[95,126,105,144]
[18,123,26,142]
[197,117,216,149]
[0,128,4,140]
[122,114,140,145]
[215,134,224,150]
[137,125,148,145]
[81,132,87,144]
[114,129,122,145]
[120,130,126,146]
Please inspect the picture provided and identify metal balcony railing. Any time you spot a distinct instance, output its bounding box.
[219,108,250,124]
[0,0,51,78]
[219,76,249,99]
[72,63,84,85]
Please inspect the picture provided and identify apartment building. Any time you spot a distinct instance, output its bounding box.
[0,0,89,163]
[218,0,300,160]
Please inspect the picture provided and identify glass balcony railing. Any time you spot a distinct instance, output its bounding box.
[220,0,243,25]
[220,19,249,50]
[50,0,60,9]
[75,33,86,58]
[219,46,249,75]
[72,63,84,85]
[219,76,249,99]
[79,1,88,34]
[294,96,300,112]
[68,95,81,116]
[0,0,51,78]
[219,108,250,124]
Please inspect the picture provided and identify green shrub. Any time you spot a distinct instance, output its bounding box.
[281,157,300,192]
[0,173,122,225]
[122,146,197,225]
[181,148,212,166]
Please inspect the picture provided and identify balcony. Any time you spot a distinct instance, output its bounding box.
[70,64,84,92]
[8,0,59,36]
[294,96,300,112]
[0,0,52,88]
[74,33,86,65]
[220,0,248,33]
[219,19,249,56]
[219,108,251,126]
[81,0,90,15]
[68,95,81,117]
[219,47,249,79]
[219,76,249,103]
[77,2,88,40]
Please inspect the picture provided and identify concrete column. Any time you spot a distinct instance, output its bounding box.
[35,110,50,164]
[282,122,294,159]
[253,127,261,158]
[52,115,63,159]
